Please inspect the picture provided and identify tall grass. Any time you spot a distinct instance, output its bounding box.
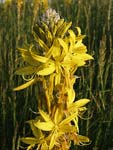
[0,0,113,149]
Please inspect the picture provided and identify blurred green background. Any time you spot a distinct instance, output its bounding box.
[0,0,113,149]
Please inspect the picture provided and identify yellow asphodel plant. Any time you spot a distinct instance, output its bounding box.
[14,8,93,150]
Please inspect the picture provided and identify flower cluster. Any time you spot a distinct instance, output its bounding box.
[14,8,93,150]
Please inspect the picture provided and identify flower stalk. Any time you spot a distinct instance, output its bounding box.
[14,8,93,150]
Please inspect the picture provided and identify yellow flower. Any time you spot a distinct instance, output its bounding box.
[21,98,90,150]
[14,9,92,150]
[20,119,49,150]
[33,108,78,149]
[14,9,93,92]
[14,25,93,91]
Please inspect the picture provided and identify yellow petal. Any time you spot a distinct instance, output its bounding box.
[68,29,76,42]
[56,19,64,29]
[45,45,54,58]
[49,132,58,150]
[59,112,77,127]
[68,99,90,113]
[48,74,55,95]
[80,53,94,61]
[76,35,86,41]
[64,52,93,67]
[33,24,45,40]
[78,107,87,112]
[59,124,76,133]
[41,142,49,150]
[73,41,87,53]
[63,53,85,67]
[39,21,53,44]
[13,78,36,91]
[27,120,43,138]
[51,40,61,59]
[34,121,54,131]
[66,88,75,104]
[56,21,66,36]
[41,21,50,33]
[68,38,75,53]
[53,19,64,36]
[58,38,68,54]
[30,49,49,63]
[15,66,38,75]
[33,31,49,51]
[37,61,55,76]
[72,118,79,132]
[54,108,63,124]
[28,44,49,63]
[22,54,40,66]
[55,72,61,85]
[46,29,53,43]
[61,21,72,38]
[75,27,81,36]
[21,137,39,145]
[18,48,40,65]
[78,135,90,143]
[39,109,51,122]
[27,145,35,150]
[72,99,90,108]
[73,134,91,145]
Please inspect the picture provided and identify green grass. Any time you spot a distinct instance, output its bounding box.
[0,0,113,149]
